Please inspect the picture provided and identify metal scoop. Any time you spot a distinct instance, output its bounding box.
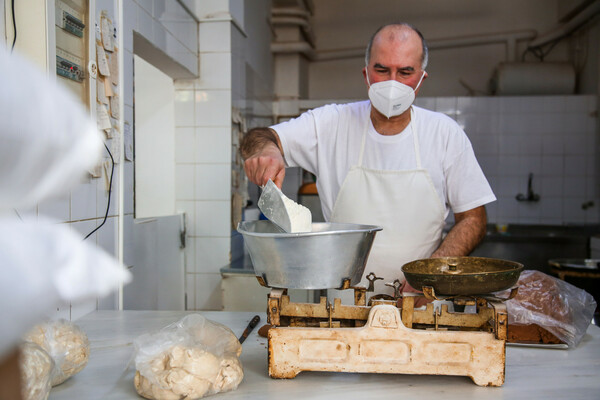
[257,180,292,232]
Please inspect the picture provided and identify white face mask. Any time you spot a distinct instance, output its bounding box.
[367,71,425,118]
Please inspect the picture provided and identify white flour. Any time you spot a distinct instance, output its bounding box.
[282,195,312,233]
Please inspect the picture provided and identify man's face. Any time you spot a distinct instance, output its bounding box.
[363,28,427,94]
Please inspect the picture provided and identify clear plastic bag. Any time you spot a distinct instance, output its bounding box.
[19,342,54,400]
[24,320,90,386]
[500,270,597,348]
[133,314,243,400]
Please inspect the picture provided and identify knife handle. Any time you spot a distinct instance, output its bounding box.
[239,315,261,344]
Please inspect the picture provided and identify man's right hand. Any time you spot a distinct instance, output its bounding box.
[240,127,286,188]
[243,143,286,188]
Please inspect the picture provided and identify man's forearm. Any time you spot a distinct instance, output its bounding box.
[240,127,283,160]
[430,206,487,258]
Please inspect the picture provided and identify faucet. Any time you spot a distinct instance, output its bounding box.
[516,173,540,202]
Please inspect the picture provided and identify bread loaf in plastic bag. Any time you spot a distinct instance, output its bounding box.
[499,270,596,347]
[133,314,243,400]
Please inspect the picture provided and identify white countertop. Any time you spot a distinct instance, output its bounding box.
[49,310,600,400]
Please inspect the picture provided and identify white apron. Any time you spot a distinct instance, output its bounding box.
[330,107,445,296]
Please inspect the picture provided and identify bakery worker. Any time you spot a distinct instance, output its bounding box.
[241,23,496,295]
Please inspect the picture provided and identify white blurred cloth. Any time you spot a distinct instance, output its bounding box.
[0,45,102,212]
[0,46,131,360]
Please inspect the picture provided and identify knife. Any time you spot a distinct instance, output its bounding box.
[239,315,261,344]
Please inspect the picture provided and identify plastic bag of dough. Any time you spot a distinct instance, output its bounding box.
[24,320,90,386]
[19,342,53,400]
[133,314,243,400]
[498,270,597,348]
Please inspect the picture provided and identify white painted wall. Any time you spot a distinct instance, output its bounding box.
[133,54,176,218]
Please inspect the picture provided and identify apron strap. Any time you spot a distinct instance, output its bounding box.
[411,107,422,169]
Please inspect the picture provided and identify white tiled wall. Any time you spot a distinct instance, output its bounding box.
[414,95,599,225]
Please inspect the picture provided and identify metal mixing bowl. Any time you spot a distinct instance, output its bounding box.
[237,220,382,289]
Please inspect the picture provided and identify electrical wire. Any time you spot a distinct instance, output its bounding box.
[84,143,114,240]
[10,0,16,51]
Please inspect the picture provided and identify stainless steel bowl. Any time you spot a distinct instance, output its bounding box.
[237,220,382,289]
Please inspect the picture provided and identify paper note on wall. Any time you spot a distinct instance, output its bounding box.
[124,122,133,161]
[110,94,119,119]
[101,15,114,52]
[97,77,108,104]
[104,77,113,97]
[110,133,121,164]
[97,103,112,131]
[96,43,111,77]
[109,50,119,86]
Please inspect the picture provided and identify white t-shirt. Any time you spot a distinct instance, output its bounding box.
[272,101,496,221]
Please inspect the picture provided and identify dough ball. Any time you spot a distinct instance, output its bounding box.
[24,320,90,386]
[213,356,243,393]
[134,345,222,400]
[19,342,53,400]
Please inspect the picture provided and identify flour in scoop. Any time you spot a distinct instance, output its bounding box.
[282,195,312,232]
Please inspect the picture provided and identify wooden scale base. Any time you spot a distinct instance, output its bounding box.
[265,284,512,387]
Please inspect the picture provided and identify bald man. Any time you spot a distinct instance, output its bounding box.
[241,23,495,296]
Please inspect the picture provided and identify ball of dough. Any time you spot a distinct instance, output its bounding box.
[24,320,90,386]
[134,345,221,400]
[19,342,53,400]
[213,356,243,393]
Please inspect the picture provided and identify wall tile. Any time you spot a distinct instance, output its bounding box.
[183,234,195,274]
[38,194,70,221]
[174,90,195,126]
[195,90,232,126]
[194,237,230,273]
[71,178,98,221]
[199,22,231,53]
[542,135,564,155]
[564,134,587,155]
[541,176,564,197]
[124,51,134,108]
[564,155,586,176]
[123,0,137,52]
[198,52,231,90]
[135,0,152,15]
[541,155,564,176]
[195,201,230,237]
[195,273,223,310]
[123,162,135,215]
[185,273,196,310]
[97,216,117,257]
[153,20,168,54]
[498,155,521,176]
[518,156,542,176]
[195,164,231,200]
[175,127,196,162]
[563,176,586,197]
[176,200,196,236]
[137,5,154,42]
[175,164,195,200]
[563,197,587,223]
[97,164,119,218]
[71,219,97,242]
[540,197,563,219]
[196,127,232,163]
